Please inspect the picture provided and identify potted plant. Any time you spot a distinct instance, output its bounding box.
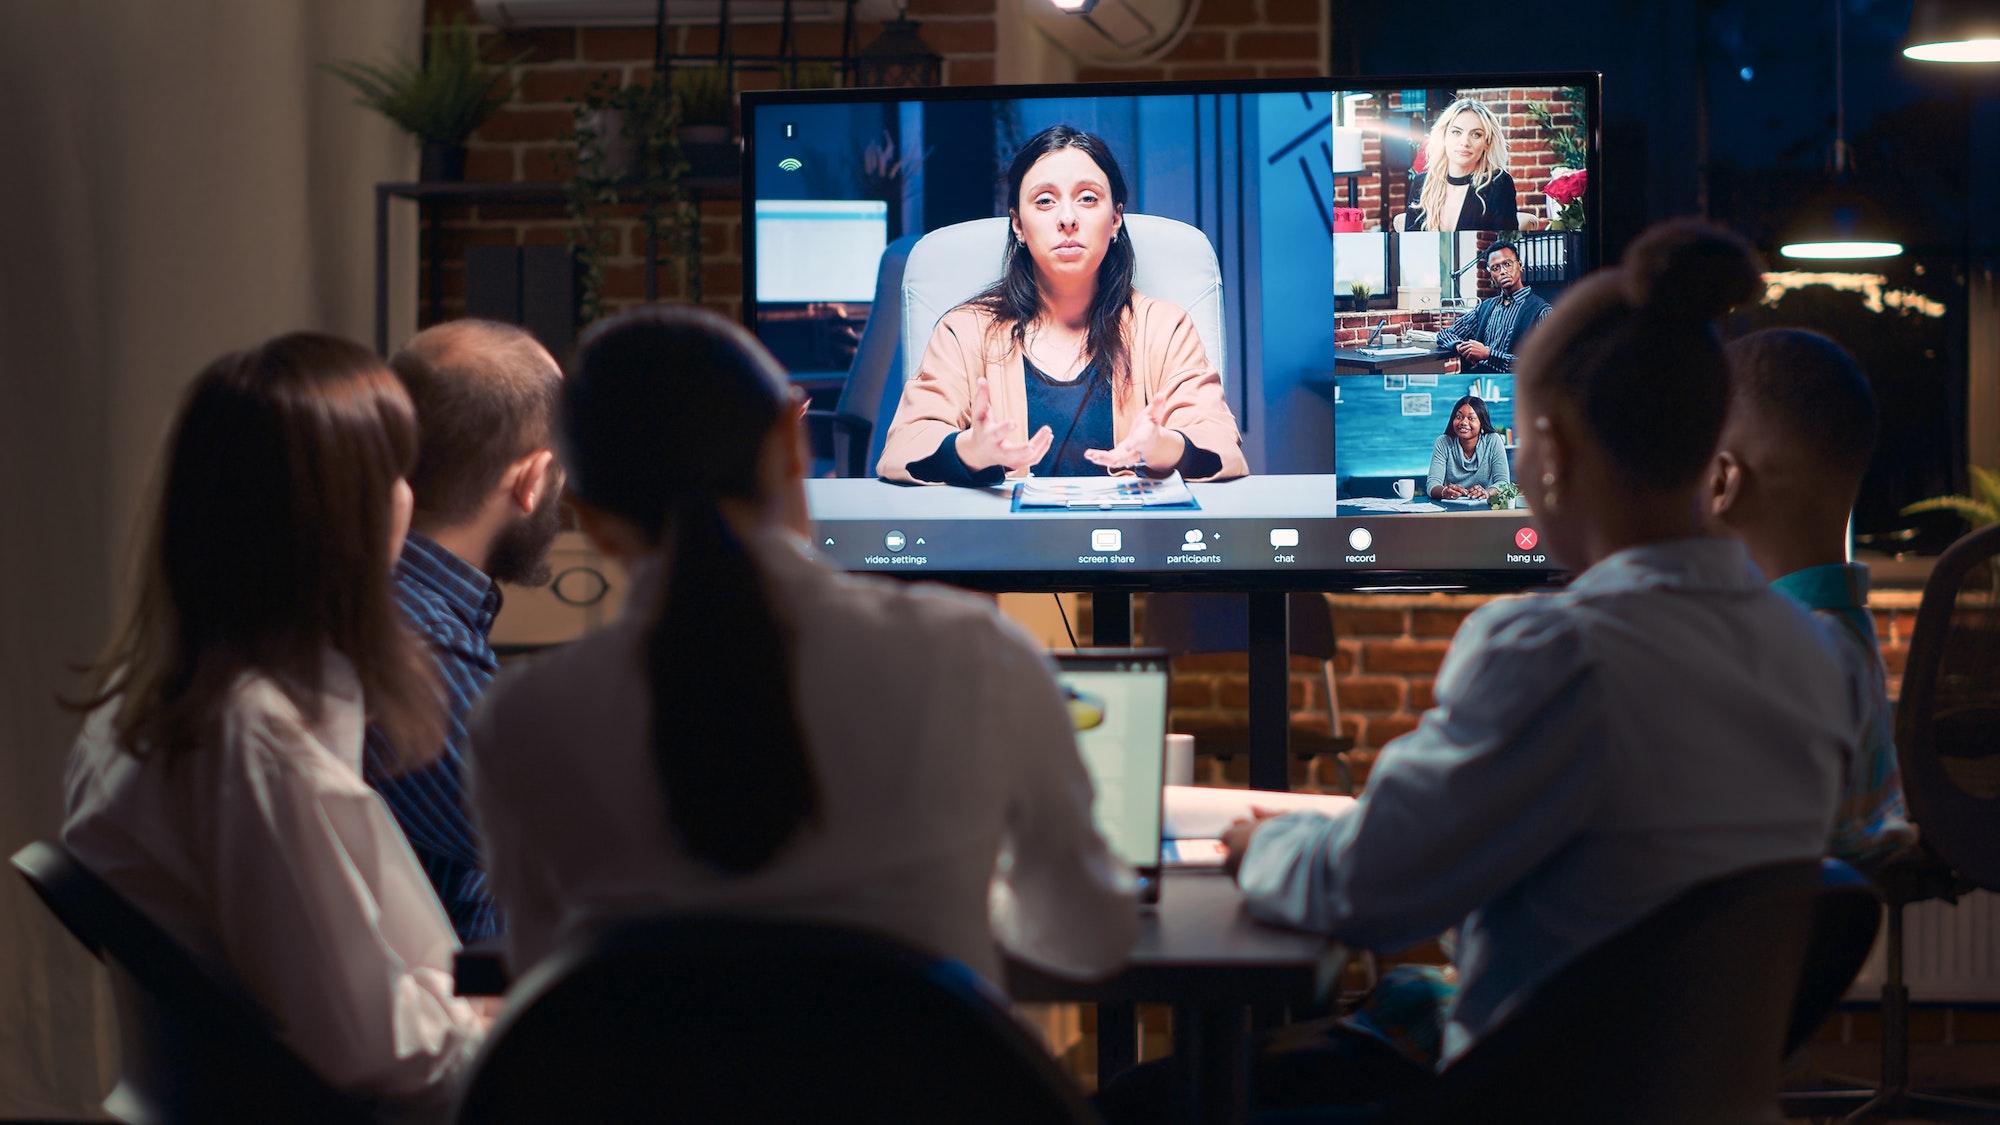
[327,15,526,182]
[1348,280,1373,311]
[672,66,734,145]
[565,75,690,324]
[1902,465,2000,530]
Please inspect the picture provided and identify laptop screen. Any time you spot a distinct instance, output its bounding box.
[1052,651,1170,877]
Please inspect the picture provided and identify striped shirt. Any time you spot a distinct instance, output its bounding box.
[1434,285,1550,373]
[363,532,503,943]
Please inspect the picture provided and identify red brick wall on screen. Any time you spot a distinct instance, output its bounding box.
[418,0,997,324]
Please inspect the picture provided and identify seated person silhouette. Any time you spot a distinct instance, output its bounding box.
[1705,327,1916,871]
[469,304,1140,990]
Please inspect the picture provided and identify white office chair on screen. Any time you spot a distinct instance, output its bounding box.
[897,214,1229,391]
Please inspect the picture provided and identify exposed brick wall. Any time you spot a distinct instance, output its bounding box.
[417,0,996,327]
[1073,0,1322,84]
[1152,589,1923,794]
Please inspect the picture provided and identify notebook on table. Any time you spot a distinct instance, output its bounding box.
[1053,650,1171,904]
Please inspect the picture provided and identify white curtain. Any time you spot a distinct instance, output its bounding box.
[0,1,419,1113]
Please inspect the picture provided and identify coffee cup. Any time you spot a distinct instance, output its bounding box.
[1393,478,1416,500]
[1165,733,1196,787]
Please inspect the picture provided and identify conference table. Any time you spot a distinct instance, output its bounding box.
[1009,871,1337,1125]
[454,870,1334,1125]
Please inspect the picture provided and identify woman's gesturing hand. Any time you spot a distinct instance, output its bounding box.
[955,377,1054,473]
[1084,395,1185,473]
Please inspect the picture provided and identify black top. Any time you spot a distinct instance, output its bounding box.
[1403,170,1519,232]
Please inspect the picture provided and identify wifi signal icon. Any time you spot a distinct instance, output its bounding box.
[778,158,803,172]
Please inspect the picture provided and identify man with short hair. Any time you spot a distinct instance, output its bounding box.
[1706,327,1915,870]
[1434,242,1550,374]
[364,319,566,943]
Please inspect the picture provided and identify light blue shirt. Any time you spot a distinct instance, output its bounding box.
[1237,538,1854,1061]
[1427,432,1511,496]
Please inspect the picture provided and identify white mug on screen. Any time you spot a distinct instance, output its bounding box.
[1393,478,1416,500]
[1165,733,1196,787]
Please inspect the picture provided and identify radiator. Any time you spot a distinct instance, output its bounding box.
[1847,890,2000,1002]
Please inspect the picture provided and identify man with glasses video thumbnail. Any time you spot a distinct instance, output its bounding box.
[1434,242,1551,374]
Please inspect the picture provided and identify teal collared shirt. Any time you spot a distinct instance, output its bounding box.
[1770,563,1916,867]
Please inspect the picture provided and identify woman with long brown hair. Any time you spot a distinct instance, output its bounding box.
[878,124,1246,484]
[64,333,485,1117]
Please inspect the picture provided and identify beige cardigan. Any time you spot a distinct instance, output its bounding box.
[877,292,1248,483]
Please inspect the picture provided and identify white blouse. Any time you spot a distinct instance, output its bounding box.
[63,654,483,1120]
[469,527,1140,988]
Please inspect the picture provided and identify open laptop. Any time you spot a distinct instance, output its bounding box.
[1052,650,1170,904]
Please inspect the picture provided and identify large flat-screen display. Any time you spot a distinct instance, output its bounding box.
[741,74,1600,591]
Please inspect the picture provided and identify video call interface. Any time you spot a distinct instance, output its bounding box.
[741,76,1597,588]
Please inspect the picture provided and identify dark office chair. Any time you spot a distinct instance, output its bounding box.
[452,915,1102,1125]
[1143,592,1358,792]
[11,839,373,1125]
[806,233,919,478]
[1257,859,1838,1125]
[1784,521,2000,1122]
[1786,859,1888,1058]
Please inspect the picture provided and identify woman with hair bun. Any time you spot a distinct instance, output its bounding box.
[469,304,1137,989]
[1204,221,1856,1108]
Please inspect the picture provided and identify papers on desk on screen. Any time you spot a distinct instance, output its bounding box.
[1342,497,1438,513]
[1160,786,1359,868]
[1011,472,1199,511]
[1357,346,1433,357]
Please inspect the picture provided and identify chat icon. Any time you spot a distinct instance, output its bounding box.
[1270,528,1300,548]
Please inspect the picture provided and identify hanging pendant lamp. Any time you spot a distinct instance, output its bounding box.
[1903,0,2000,63]
[1780,0,1904,260]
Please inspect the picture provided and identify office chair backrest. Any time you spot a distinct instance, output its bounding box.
[1896,521,2000,891]
[842,232,919,471]
[1381,860,1825,1125]
[11,840,373,1125]
[900,214,1227,390]
[453,915,1100,1125]
[1785,858,1883,1055]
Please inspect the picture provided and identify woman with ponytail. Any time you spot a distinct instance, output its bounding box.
[1183,222,1857,1110]
[468,304,1137,986]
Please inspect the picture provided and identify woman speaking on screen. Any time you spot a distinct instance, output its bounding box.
[878,125,1247,485]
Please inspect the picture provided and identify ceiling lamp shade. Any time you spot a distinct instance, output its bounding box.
[1903,0,2000,62]
[856,17,943,88]
[1779,179,1905,260]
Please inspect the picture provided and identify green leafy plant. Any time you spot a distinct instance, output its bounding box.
[1486,481,1522,510]
[1349,280,1373,306]
[1526,88,1588,173]
[564,75,692,325]
[326,16,526,146]
[671,66,734,128]
[1901,465,2000,529]
[779,61,843,91]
